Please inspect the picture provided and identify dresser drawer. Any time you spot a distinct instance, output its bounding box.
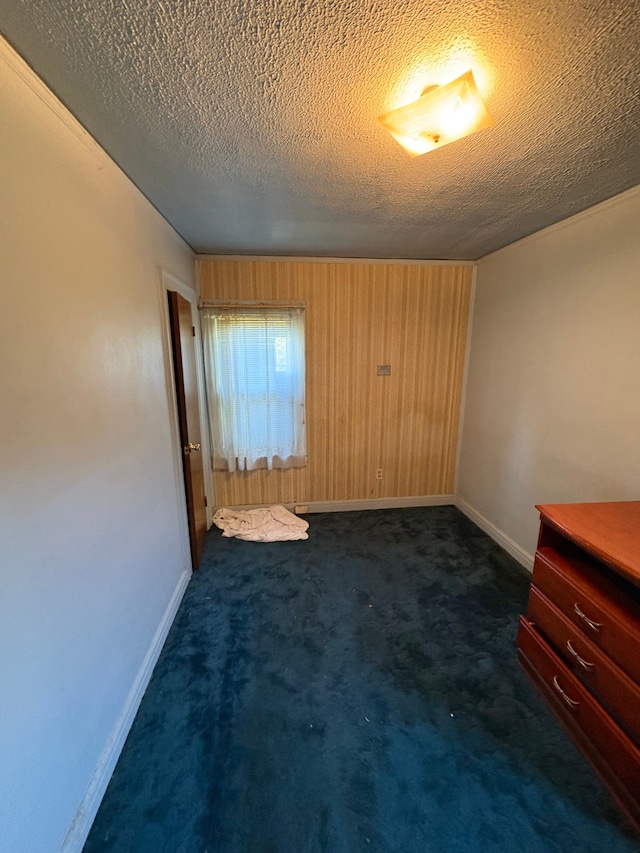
[517,617,640,822]
[532,550,640,684]
[527,585,640,744]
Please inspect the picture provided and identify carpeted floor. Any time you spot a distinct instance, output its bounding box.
[83,506,640,853]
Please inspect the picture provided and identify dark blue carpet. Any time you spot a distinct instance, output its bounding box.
[83,507,640,853]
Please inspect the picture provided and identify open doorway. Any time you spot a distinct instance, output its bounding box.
[159,271,212,570]
[167,289,207,568]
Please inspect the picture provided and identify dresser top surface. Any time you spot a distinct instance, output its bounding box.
[536,501,640,587]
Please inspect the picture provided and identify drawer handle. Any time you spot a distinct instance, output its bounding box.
[573,603,603,632]
[552,676,580,709]
[566,639,595,670]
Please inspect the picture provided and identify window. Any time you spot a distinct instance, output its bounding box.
[201,306,306,472]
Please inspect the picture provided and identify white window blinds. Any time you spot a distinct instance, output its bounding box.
[201,307,306,472]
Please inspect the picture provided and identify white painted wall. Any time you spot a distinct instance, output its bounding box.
[457,187,640,566]
[0,40,196,853]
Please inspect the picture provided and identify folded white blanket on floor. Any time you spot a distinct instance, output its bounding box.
[212,504,309,542]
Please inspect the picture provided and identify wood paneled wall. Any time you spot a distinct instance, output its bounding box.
[198,258,473,508]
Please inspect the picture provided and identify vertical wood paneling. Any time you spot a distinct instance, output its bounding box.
[198,259,472,507]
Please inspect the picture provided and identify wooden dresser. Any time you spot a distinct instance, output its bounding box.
[517,501,640,830]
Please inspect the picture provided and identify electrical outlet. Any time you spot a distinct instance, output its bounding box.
[375,468,383,480]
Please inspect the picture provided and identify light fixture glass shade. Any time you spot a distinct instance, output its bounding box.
[378,70,494,157]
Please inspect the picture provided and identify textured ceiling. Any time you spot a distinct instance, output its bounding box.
[1,0,639,259]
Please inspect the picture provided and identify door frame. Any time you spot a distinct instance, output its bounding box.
[158,270,214,568]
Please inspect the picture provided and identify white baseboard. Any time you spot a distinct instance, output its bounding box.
[221,495,534,570]
[454,497,534,571]
[303,495,455,513]
[61,567,191,853]
[223,495,456,514]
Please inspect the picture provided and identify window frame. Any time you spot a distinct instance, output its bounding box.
[200,302,307,473]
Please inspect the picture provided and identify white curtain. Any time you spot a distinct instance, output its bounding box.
[201,307,306,472]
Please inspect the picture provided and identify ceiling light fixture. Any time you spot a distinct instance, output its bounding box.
[378,69,494,157]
